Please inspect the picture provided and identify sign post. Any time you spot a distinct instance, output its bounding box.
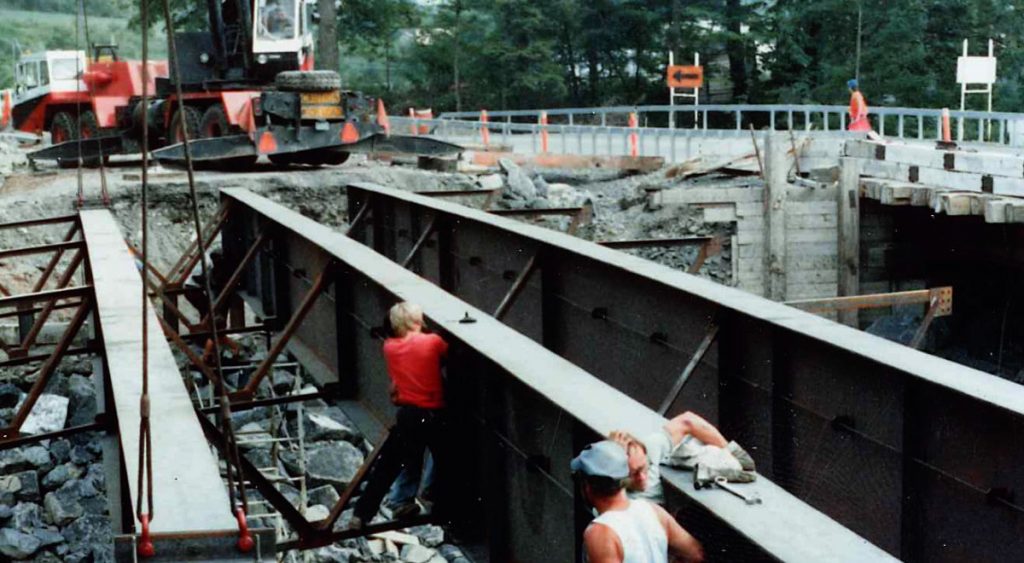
[667,52,703,130]
[956,39,997,141]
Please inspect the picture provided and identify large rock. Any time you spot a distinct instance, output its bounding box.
[42,463,83,491]
[32,550,63,563]
[0,447,53,475]
[49,440,71,465]
[22,446,54,473]
[60,515,112,563]
[532,173,550,198]
[0,383,22,408]
[0,528,41,559]
[308,485,340,508]
[32,526,64,549]
[69,445,94,466]
[304,442,364,489]
[305,504,330,521]
[401,544,438,563]
[13,471,39,502]
[44,488,84,525]
[230,406,272,429]
[77,467,104,498]
[0,474,22,504]
[310,544,360,563]
[21,394,69,436]
[499,158,537,201]
[66,375,96,427]
[236,422,274,451]
[10,503,43,532]
[407,524,445,547]
[304,412,356,442]
[271,369,297,394]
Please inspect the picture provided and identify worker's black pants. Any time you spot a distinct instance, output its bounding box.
[353,406,451,523]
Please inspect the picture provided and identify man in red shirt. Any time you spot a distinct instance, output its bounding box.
[350,302,450,529]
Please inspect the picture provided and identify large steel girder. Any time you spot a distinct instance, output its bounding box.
[219,188,893,563]
[343,182,1024,562]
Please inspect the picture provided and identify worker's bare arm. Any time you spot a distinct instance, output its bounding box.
[653,503,704,562]
[664,411,727,447]
[583,523,625,563]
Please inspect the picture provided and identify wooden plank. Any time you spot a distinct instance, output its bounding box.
[469,150,665,172]
[785,282,839,299]
[785,254,839,271]
[916,167,983,192]
[787,241,839,257]
[984,199,1012,223]
[764,135,788,301]
[80,211,237,535]
[838,158,862,326]
[735,202,766,217]
[858,158,914,182]
[911,186,934,206]
[1009,202,1024,223]
[990,175,1024,197]
[787,228,838,244]
[736,228,765,245]
[654,187,765,207]
[953,151,1024,178]
[737,243,764,259]
[784,213,838,229]
[938,193,977,216]
[847,139,1024,178]
[787,269,838,284]
[784,200,838,215]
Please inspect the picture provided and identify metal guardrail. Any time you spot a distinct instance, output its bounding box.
[391,115,851,161]
[433,104,1024,146]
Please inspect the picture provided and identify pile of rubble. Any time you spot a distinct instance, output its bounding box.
[0,139,28,181]
[484,159,734,282]
[0,360,112,562]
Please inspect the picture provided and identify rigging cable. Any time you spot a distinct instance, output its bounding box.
[134,0,155,556]
[156,0,253,552]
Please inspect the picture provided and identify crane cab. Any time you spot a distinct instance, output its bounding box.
[13,51,87,106]
[251,0,316,79]
[10,50,91,136]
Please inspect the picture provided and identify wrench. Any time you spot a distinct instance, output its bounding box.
[714,476,762,505]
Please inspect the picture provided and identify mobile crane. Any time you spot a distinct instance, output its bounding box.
[26,0,458,169]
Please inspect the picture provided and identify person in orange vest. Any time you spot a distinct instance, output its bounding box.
[1,90,11,130]
[847,79,871,132]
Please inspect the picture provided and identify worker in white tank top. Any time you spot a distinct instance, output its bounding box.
[571,440,704,563]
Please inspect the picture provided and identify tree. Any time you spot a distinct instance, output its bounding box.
[316,0,339,72]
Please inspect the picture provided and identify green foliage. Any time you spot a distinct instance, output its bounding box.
[0,8,167,89]
[6,0,1024,116]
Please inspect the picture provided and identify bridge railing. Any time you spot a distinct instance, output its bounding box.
[433,104,1024,147]
[392,114,839,160]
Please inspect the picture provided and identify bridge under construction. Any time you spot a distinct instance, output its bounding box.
[1,100,1024,563]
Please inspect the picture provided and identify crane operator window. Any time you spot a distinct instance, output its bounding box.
[258,0,297,40]
[50,58,81,82]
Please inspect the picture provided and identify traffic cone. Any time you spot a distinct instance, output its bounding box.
[377,99,391,137]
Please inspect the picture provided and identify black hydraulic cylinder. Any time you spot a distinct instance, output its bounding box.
[234,0,254,71]
[205,0,228,72]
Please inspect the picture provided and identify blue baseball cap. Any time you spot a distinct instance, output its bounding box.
[847,79,858,90]
[570,440,630,480]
